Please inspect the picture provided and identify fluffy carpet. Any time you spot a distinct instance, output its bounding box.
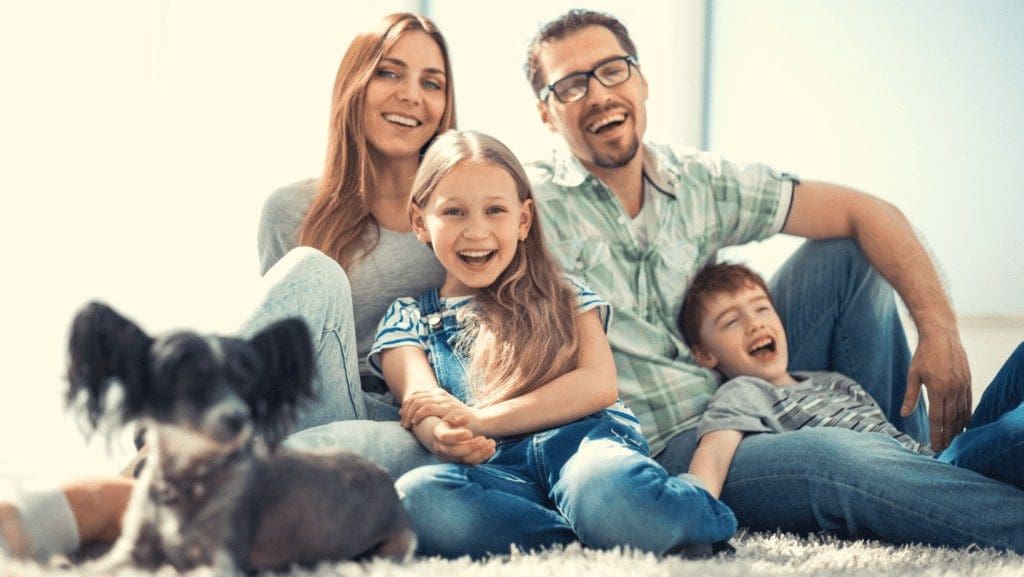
[3,531,1022,577]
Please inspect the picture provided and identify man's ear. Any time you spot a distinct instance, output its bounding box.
[691,344,718,369]
[518,198,534,240]
[537,100,558,134]
[410,206,430,244]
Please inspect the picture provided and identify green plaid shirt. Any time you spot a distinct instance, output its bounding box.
[527,142,796,454]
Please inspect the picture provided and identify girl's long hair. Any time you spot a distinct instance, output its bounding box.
[409,130,580,406]
[300,13,457,268]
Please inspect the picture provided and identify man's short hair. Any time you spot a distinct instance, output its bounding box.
[679,262,773,349]
[524,9,639,98]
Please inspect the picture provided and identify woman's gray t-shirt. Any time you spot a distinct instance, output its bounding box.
[257,179,446,376]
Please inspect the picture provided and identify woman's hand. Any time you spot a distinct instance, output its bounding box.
[401,388,481,433]
[412,413,495,465]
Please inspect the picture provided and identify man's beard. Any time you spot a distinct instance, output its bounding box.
[592,134,641,169]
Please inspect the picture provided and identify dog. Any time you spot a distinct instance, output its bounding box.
[66,301,415,572]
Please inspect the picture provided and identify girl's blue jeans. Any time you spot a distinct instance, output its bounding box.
[397,286,735,558]
[395,410,737,559]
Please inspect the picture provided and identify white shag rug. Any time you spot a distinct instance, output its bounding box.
[3,531,1022,577]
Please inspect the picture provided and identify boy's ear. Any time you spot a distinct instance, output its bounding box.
[691,344,718,369]
[410,206,430,244]
[519,198,533,241]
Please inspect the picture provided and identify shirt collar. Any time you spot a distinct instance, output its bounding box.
[550,141,679,199]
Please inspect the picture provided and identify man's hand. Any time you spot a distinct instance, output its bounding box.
[401,388,479,431]
[901,328,972,451]
[413,413,495,465]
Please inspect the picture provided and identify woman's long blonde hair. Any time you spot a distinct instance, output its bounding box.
[410,130,580,406]
[300,13,457,268]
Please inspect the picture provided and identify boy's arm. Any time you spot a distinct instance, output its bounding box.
[401,309,618,438]
[689,429,744,499]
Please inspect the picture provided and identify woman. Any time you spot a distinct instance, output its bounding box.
[0,13,481,562]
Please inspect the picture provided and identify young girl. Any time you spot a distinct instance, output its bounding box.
[367,129,737,559]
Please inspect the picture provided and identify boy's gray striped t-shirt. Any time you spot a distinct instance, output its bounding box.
[696,371,933,455]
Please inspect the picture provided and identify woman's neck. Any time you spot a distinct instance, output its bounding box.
[371,156,420,232]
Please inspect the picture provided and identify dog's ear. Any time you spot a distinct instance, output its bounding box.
[247,318,316,444]
[67,301,153,428]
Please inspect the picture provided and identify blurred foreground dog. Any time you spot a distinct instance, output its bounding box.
[66,302,414,572]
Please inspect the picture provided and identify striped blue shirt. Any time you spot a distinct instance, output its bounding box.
[697,371,932,455]
[368,275,611,378]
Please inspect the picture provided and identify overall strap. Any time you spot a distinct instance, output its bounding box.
[416,288,473,404]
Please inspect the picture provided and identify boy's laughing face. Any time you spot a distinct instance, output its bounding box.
[692,284,792,386]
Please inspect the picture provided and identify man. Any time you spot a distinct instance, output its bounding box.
[524,9,1023,551]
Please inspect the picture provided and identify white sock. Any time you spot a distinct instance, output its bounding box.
[0,481,80,562]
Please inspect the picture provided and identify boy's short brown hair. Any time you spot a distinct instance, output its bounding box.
[679,262,773,349]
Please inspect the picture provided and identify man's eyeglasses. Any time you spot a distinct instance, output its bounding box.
[538,55,639,104]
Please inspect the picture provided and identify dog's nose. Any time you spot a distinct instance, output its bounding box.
[223,413,247,436]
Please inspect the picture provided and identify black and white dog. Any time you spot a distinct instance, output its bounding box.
[66,302,414,572]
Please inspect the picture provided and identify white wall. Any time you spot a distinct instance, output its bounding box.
[0,0,709,478]
[0,0,417,476]
[430,0,707,162]
[707,0,1024,316]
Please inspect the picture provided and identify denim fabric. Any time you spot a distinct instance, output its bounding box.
[656,240,1024,553]
[937,342,1024,488]
[239,247,440,479]
[397,413,737,559]
[397,292,736,558]
[419,288,474,405]
[768,239,927,443]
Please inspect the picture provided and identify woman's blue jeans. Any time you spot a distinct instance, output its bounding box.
[657,239,1024,553]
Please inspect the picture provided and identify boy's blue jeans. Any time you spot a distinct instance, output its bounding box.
[657,240,1024,551]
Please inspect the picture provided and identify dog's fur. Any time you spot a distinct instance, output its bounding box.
[66,302,415,572]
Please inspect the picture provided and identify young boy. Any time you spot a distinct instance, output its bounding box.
[678,262,1024,498]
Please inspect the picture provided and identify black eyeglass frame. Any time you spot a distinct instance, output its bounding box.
[538,55,640,103]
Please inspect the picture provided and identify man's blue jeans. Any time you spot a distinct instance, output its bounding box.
[937,342,1024,488]
[252,244,1024,553]
[396,410,737,559]
[657,239,1024,552]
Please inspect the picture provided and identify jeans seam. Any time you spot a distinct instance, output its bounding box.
[726,473,1013,549]
[322,327,361,419]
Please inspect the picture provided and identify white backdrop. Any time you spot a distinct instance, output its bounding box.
[1,0,1020,479]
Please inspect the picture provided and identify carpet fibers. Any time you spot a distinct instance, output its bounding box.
[3,531,1022,577]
